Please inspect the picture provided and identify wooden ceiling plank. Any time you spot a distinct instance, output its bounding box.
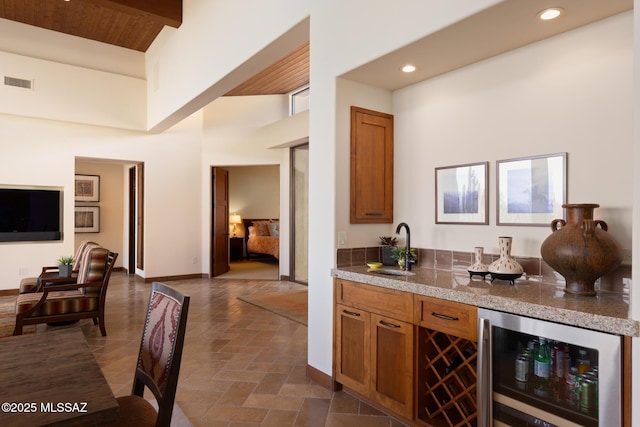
[81,0,181,28]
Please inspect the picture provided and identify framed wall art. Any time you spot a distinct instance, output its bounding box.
[496,152,567,226]
[435,162,488,224]
[75,206,100,233]
[74,174,100,202]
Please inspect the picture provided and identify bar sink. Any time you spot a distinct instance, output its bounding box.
[371,268,416,277]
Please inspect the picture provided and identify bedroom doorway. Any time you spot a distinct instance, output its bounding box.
[214,165,280,280]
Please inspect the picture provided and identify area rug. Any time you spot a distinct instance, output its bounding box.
[0,298,36,338]
[238,289,308,326]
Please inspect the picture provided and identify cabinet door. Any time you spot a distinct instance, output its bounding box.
[335,304,370,396]
[370,313,414,419]
[350,106,394,224]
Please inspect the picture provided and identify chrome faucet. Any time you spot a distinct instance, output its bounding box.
[395,222,415,271]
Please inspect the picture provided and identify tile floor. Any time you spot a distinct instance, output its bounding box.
[22,272,409,426]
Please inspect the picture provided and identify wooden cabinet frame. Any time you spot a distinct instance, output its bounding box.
[350,106,394,224]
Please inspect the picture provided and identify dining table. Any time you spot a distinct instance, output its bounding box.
[0,328,119,426]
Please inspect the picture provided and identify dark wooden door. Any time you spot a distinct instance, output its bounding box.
[211,167,229,277]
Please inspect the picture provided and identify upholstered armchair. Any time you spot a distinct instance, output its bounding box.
[14,247,118,336]
[18,241,99,294]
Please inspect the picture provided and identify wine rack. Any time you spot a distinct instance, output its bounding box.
[417,327,478,427]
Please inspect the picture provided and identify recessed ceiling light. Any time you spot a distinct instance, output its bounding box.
[538,7,563,21]
[402,65,416,73]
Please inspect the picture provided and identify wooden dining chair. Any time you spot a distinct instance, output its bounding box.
[114,282,190,427]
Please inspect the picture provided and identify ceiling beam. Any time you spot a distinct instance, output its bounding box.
[84,0,182,28]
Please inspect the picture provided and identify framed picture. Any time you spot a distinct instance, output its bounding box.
[74,174,100,202]
[75,206,100,233]
[496,153,567,226]
[435,162,488,224]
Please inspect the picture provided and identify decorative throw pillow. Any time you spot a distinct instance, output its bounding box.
[248,226,256,237]
[253,221,270,236]
[268,222,279,237]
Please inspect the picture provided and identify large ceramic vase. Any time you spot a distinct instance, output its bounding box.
[488,237,524,284]
[540,203,622,296]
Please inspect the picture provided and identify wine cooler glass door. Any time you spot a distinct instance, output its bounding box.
[478,308,621,427]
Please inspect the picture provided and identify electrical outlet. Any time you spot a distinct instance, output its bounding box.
[192,257,198,264]
[19,267,28,276]
[621,249,632,265]
[337,231,347,247]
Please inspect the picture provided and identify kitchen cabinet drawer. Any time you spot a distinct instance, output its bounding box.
[414,295,477,341]
[335,279,413,323]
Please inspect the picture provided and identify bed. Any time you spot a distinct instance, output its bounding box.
[242,218,279,260]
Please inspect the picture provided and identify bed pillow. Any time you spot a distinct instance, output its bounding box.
[253,221,271,236]
[248,226,257,237]
[268,221,279,237]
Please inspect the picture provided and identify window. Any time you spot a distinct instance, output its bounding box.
[289,86,310,115]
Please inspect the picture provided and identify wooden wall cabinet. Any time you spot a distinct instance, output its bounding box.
[334,279,414,419]
[350,106,394,224]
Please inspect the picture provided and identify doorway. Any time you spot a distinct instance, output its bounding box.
[128,164,144,274]
[290,143,308,284]
[211,167,230,277]
[214,165,280,280]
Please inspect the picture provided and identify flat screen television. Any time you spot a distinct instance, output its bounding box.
[0,186,62,242]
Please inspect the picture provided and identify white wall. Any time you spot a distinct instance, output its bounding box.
[0,51,146,130]
[0,112,203,289]
[145,0,310,131]
[392,12,632,257]
[229,166,280,231]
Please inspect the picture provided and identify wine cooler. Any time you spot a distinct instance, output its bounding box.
[477,308,622,426]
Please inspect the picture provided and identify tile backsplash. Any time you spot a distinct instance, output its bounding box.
[336,246,631,294]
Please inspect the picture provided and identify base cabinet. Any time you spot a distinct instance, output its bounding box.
[370,313,414,418]
[335,277,631,427]
[335,304,369,396]
[415,295,479,427]
[334,280,479,425]
[334,280,414,419]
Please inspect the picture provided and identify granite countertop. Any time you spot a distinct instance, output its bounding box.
[332,265,639,337]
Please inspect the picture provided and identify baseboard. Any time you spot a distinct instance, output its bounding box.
[144,273,208,283]
[0,288,18,296]
[306,364,341,392]
[279,275,290,281]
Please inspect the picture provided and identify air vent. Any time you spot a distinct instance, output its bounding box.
[4,76,33,90]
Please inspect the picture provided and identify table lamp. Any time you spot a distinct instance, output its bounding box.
[229,214,242,237]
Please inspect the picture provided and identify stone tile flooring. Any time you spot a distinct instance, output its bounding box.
[18,273,408,426]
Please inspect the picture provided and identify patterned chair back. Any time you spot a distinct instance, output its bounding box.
[134,282,190,426]
[71,241,100,271]
[76,247,109,296]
